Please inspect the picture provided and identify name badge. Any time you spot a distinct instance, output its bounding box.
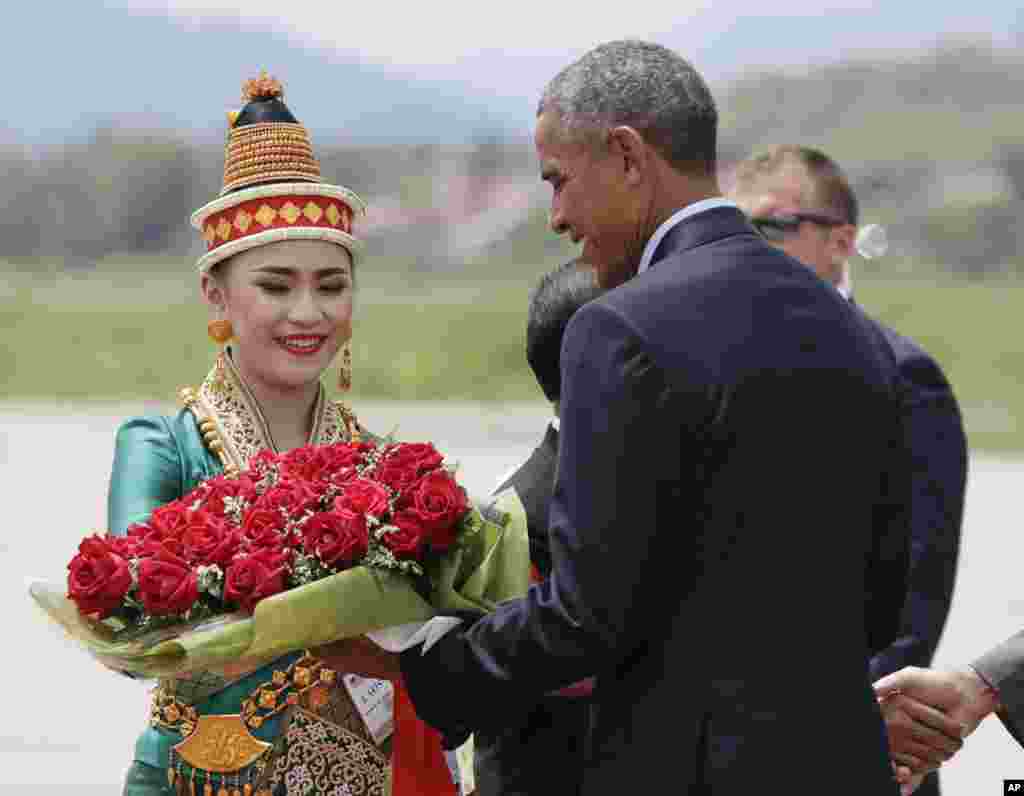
[343,674,394,745]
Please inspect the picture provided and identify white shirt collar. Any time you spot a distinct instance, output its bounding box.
[836,263,853,300]
[491,416,560,493]
[637,198,739,275]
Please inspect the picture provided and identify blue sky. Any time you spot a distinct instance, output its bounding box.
[4,1,1019,144]
[136,0,1022,84]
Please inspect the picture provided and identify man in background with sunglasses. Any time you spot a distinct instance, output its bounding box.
[729,145,969,796]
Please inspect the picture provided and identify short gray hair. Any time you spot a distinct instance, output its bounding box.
[539,40,718,176]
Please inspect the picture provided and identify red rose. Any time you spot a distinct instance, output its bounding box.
[323,443,371,475]
[106,534,142,559]
[126,521,164,544]
[181,512,241,568]
[66,535,133,618]
[139,536,188,560]
[406,470,468,550]
[382,511,428,559]
[255,480,321,519]
[327,466,361,487]
[278,445,333,481]
[335,478,391,517]
[386,442,444,474]
[373,461,421,494]
[426,516,460,552]
[124,522,159,547]
[241,507,288,549]
[137,547,200,616]
[301,509,369,568]
[224,549,290,613]
[147,501,191,539]
[199,475,257,517]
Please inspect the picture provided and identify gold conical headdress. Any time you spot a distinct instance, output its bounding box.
[190,72,366,273]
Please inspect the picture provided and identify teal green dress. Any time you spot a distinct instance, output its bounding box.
[109,410,302,794]
[107,353,366,795]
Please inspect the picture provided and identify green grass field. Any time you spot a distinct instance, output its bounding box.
[3,257,1022,451]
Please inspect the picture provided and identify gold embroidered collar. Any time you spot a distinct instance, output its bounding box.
[179,349,359,474]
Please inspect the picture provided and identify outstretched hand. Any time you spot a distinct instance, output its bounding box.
[878,690,962,771]
[310,636,403,682]
[874,666,1001,777]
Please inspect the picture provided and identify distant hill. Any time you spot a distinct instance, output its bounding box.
[716,42,1024,165]
[3,5,525,146]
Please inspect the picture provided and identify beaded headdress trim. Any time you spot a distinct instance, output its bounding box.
[222,121,320,194]
[191,184,367,273]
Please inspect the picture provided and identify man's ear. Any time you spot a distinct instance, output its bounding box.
[607,125,649,187]
[830,223,856,263]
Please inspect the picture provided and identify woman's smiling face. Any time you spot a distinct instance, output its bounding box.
[203,239,354,392]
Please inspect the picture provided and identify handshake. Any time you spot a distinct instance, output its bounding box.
[875,666,1003,795]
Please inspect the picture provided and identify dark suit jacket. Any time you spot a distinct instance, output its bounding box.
[472,423,592,796]
[865,321,966,684]
[401,206,909,793]
[861,319,967,796]
[500,423,560,577]
[973,633,1024,746]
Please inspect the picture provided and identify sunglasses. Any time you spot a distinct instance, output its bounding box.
[748,212,847,242]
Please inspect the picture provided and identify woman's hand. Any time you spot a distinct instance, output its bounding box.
[310,636,403,682]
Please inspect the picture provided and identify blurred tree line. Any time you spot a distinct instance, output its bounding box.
[1,41,1021,276]
[0,128,534,267]
[717,41,1024,277]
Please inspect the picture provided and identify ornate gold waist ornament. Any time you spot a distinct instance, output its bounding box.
[171,715,272,796]
[154,652,389,796]
[156,653,337,794]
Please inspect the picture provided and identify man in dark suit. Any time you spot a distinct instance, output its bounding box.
[729,145,969,795]
[332,41,911,793]
[474,258,603,796]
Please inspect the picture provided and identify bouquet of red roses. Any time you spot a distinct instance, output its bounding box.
[30,440,529,677]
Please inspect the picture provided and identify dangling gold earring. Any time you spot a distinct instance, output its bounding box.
[208,319,233,388]
[208,319,233,344]
[338,341,352,392]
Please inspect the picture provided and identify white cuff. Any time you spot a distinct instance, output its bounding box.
[365,617,465,654]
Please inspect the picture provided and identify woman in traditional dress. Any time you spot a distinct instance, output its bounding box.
[110,75,461,796]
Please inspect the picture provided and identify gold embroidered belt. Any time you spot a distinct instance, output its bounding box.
[150,652,389,796]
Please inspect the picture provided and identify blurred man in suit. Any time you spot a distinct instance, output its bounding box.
[330,41,911,794]
[474,258,603,796]
[729,145,969,796]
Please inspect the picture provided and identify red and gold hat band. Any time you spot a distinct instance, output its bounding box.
[201,194,352,252]
[191,182,366,273]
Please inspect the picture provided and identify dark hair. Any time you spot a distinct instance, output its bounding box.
[526,259,604,403]
[733,145,859,225]
[538,40,718,177]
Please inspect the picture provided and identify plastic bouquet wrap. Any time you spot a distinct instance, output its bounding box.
[29,439,529,678]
